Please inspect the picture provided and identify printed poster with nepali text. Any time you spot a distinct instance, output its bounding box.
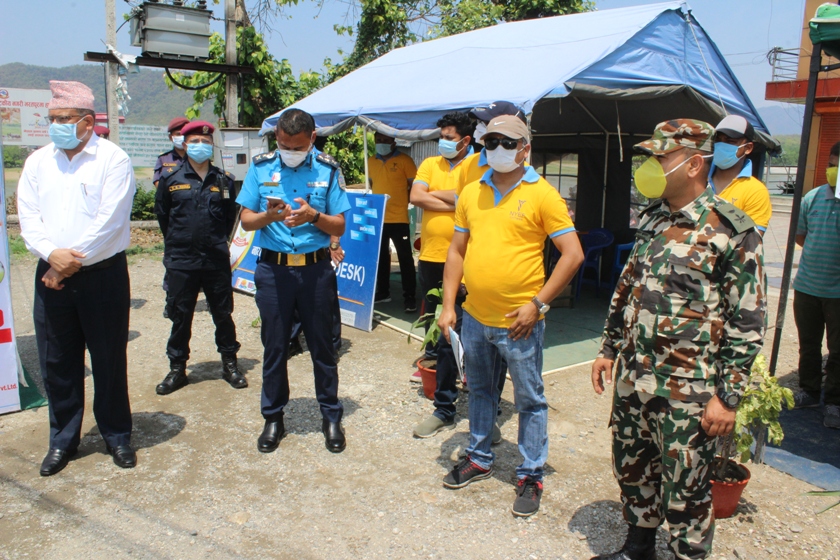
[0,145,21,414]
[228,192,386,331]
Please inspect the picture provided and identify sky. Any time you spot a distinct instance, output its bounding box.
[0,0,807,114]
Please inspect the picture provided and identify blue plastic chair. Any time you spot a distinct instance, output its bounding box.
[575,228,614,300]
[610,241,636,287]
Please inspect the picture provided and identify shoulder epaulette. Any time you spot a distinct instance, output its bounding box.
[224,171,233,179]
[316,152,341,169]
[252,151,277,164]
[715,200,756,234]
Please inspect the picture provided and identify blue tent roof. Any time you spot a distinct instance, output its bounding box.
[261,2,776,150]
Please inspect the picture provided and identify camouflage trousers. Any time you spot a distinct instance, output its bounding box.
[610,380,716,560]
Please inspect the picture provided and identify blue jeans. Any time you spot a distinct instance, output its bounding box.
[462,311,547,480]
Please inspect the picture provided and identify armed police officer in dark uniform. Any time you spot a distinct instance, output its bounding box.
[153,117,189,187]
[154,120,246,394]
[237,108,351,454]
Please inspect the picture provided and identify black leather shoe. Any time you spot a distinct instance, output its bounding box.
[106,444,137,468]
[591,524,657,560]
[221,354,247,389]
[322,419,346,453]
[257,418,285,453]
[156,361,188,395]
[39,448,77,476]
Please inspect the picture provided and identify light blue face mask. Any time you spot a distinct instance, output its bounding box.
[712,142,743,170]
[187,143,214,163]
[438,138,461,159]
[49,122,83,150]
[375,143,393,156]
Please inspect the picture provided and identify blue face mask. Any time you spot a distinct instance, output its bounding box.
[49,122,83,150]
[375,143,393,156]
[438,138,461,159]
[712,142,743,170]
[187,143,214,163]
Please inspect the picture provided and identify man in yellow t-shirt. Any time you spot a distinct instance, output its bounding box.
[369,132,418,311]
[710,115,772,234]
[438,115,583,517]
[410,111,476,438]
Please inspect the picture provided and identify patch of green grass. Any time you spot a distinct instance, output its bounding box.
[8,234,29,256]
[125,243,164,256]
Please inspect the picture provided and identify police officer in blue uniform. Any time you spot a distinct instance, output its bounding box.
[237,108,350,454]
[155,120,246,395]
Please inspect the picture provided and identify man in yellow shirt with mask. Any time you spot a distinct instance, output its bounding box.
[709,115,772,234]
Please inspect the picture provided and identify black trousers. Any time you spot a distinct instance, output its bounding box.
[376,222,417,301]
[165,267,240,362]
[33,254,132,451]
[255,259,343,423]
[794,290,840,406]
[417,260,507,421]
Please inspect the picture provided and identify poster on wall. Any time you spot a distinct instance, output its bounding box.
[0,87,52,147]
[228,192,386,332]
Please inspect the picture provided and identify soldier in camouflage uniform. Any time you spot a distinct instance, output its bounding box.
[590,119,766,560]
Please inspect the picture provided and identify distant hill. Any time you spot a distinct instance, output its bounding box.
[0,62,212,126]
[757,104,805,136]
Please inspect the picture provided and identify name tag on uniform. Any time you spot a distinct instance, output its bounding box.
[169,184,191,192]
[163,162,177,167]
[307,181,328,188]
[263,181,279,186]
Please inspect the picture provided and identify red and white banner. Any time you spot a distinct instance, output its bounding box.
[0,133,22,414]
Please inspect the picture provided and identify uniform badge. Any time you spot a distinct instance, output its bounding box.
[210,186,221,193]
[169,184,191,192]
[289,254,305,266]
[272,172,281,182]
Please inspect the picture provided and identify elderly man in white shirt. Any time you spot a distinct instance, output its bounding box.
[17,81,137,476]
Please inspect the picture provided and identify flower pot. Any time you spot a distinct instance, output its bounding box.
[711,461,751,519]
[417,358,436,400]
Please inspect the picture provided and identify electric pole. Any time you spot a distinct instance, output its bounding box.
[105,0,120,144]
[225,0,238,127]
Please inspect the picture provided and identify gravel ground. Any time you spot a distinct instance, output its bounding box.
[1,245,839,560]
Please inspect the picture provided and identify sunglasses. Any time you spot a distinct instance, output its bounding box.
[484,137,522,150]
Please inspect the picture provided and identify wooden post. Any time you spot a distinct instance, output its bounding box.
[225,0,238,127]
[105,0,120,144]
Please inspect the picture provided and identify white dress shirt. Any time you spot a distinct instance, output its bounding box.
[17,134,136,266]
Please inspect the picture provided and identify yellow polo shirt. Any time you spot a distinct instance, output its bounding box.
[368,151,417,224]
[414,153,471,263]
[711,161,772,231]
[458,150,490,196]
[455,167,576,328]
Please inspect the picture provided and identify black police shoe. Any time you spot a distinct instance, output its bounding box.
[221,354,247,389]
[322,419,346,453]
[106,444,137,469]
[591,524,657,560]
[156,361,188,395]
[288,336,304,358]
[257,418,285,453]
[40,447,77,476]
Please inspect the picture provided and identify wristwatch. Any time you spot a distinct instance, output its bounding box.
[532,296,550,314]
[716,387,741,409]
[311,211,321,224]
[329,241,341,251]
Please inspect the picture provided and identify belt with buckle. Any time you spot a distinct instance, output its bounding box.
[78,252,125,273]
[261,248,329,266]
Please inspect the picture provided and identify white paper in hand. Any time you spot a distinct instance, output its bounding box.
[449,327,466,385]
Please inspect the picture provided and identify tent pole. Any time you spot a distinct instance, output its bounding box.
[363,122,372,194]
[768,43,823,375]
[602,133,610,228]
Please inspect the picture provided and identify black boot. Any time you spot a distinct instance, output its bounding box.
[591,524,657,560]
[221,354,247,389]
[156,361,188,395]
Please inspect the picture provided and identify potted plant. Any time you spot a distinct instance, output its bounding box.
[408,288,442,400]
[710,354,795,518]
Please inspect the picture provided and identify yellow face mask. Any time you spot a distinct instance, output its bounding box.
[826,166,838,187]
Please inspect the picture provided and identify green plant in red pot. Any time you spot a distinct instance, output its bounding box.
[711,355,794,518]
[408,287,443,400]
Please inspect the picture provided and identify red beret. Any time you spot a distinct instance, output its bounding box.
[168,116,190,132]
[180,120,215,137]
[94,125,110,136]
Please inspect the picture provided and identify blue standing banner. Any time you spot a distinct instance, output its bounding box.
[229,191,387,332]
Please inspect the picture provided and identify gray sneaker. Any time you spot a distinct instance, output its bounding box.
[413,415,455,438]
[492,422,502,445]
[793,390,821,409]
[824,405,840,429]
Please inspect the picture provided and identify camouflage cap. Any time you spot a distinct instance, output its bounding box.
[634,119,715,155]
